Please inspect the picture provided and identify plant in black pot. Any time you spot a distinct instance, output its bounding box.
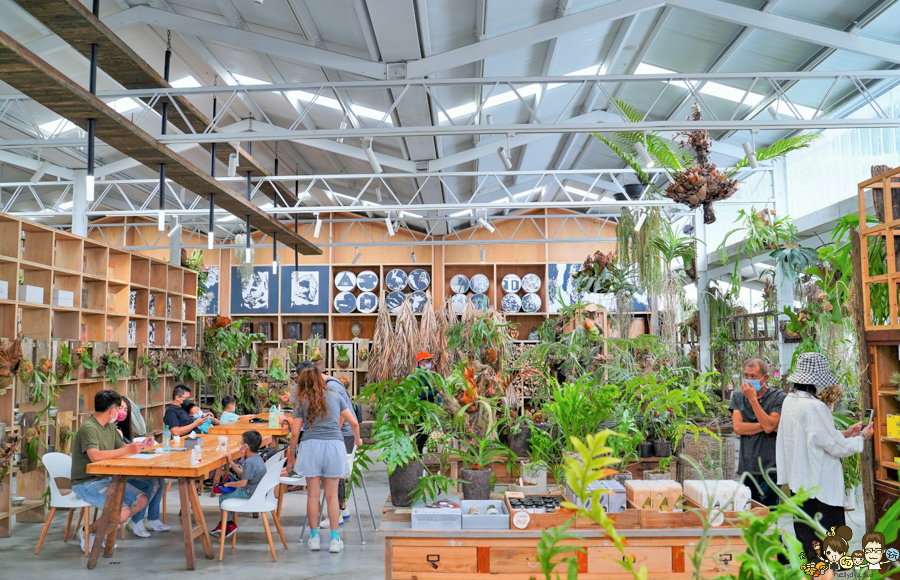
[499,404,533,459]
[646,411,673,458]
[609,408,642,481]
[358,368,449,507]
[456,421,514,500]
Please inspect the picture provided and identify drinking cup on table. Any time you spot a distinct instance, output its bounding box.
[218,436,228,453]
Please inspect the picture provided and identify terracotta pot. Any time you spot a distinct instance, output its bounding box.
[388,460,425,508]
[461,468,492,500]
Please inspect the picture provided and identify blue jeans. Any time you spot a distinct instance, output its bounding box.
[745,476,780,507]
[73,477,145,514]
[128,478,164,522]
[218,488,250,523]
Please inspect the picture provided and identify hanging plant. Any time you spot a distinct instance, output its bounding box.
[268,357,290,381]
[616,207,665,294]
[233,233,255,285]
[181,249,210,300]
[103,351,131,385]
[572,251,637,296]
[55,344,72,382]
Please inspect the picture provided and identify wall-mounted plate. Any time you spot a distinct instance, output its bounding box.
[334,270,357,292]
[470,274,490,294]
[356,270,379,292]
[386,291,406,313]
[334,291,357,313]
[522,293,542,313]
[471,293,489,310]
[409,291,428,313]
[501,274,522,294]
[357,291,378,314]
[501,293,522,313]
[449,274,469,294]
[408,269,431,291]
[450,293,468,314]
[522,273,542,293]
[385,269,408,292]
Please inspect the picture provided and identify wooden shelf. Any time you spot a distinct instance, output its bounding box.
[0,499,44,521]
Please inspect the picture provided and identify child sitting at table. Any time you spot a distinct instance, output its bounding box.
[211,430,266,538]
[182,402,217,434]
[219,396,253,424]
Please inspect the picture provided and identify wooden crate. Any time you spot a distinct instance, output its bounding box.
[574,508,641,529]
[503,493,575,530]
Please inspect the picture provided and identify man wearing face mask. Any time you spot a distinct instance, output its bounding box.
[730,358,787,506]
[163,384,211,437]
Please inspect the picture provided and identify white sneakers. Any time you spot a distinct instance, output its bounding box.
[309,534,343,553]
[145,519,170,532]
[319,517,343,528]
[308,535,321,551]
[341,506,350,520]
[128,519,151,538]
[78,530,117,553]
[329,538,344,553]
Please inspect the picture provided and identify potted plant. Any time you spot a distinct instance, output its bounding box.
[455,422,513,500]
[358,368,449,507]
[646,411,673,458]
[499,404,532,459]
[608,409,642,482]
[335,344,351,369]
[517,427,560,494]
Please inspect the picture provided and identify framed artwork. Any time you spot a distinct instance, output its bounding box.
[198,266,219,316]
[280,265,329,314]
[547,263,600,313]
[231,266,279,315]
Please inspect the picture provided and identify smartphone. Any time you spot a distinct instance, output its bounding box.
[863,409,874,426]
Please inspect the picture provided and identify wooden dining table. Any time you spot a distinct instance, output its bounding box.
[84,433,269,571]
[208,413,291,437]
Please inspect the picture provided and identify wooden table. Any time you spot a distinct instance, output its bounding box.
[85,434,264,571]
[208,413,291,437]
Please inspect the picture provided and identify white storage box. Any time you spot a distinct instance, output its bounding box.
[0,280,7,300]
[566,480,627,513]
[683,480,752,512]
[460,500,509,530]
[411,495,461,531]
[19,284,44,304]
[52,289,74,307]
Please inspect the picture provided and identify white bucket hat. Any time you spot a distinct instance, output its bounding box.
[785,352,838,389]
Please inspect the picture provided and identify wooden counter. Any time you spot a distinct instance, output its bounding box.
[208,413,291,437]
[378,517,746,580]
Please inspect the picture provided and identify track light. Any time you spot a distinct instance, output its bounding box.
[633,141,655,168]
[767,105,780,120]
[480,245,485,263]
[363,140,382,174]
[158,164,166,231]
[208,193,215,250]
[352,247,362,265]
[85,174,95,202]
[337,117,347,144]
[385,212,395,236]
[313,214,322,238]
[410,246,416,263]
[477,218,495,233]
[167,218,181,238]
[272,233,278,274]
[485,114,492,125]
[376,186,382,203]
[497,147,513,170]
[634,210,647,232]
[227,153,238,177]
[742,141,759,169]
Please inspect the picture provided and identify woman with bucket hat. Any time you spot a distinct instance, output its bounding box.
[776,352,874,560]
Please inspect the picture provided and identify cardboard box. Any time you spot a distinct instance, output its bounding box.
[625,480,682,512]
[19,284,44,304]
[52,289,74,307]
[0,280,7,300]
[411,496,462,531]
[460,500,509,530]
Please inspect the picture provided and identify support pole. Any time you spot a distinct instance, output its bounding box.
[773,158,795,376]
[72,170,88,237]
[696,208,711,371]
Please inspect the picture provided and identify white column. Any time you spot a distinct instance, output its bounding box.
[72,169,88,237]
[696,207,711,370]
[773,158,795,375]
[169,226,181,265]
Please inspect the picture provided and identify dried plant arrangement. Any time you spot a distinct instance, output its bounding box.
[418,292,441,363]
[367,289,394,384]
[434,298,455,376]
[392,298,419,377]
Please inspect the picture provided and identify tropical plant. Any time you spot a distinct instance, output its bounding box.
[181,249,209,300]
[544,376,618,453]
[616,206,666,294]
[175,361,205,384]
[357,368,450,474]
[409,440,467,506]
[455,420,514,471]
[201,317,265,411]
[268,357,289,382]
[445,310,516,367]
[103,351,131,385]
[572,250,637,295]
[335,344,350,368]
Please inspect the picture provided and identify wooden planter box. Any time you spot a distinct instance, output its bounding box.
[503,493,575,530]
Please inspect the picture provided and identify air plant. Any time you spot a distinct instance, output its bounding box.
[268,357,290,382]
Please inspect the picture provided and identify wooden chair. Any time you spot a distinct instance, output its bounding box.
[218,453,287,562]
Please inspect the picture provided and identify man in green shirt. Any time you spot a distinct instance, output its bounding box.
[71,390,155,550]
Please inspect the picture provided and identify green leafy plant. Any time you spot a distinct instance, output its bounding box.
[409,439,467,506]
[181,250,209,300]
[455,420,513,471]
[139,355,159,391]
[103,351,131,385]
[175,361,205,384]
[80,347,95,370]
[201,317,265,412]
[544,376,618,452]
[335,344,350,367]
[268,357,289,382]
[55,344,72,382]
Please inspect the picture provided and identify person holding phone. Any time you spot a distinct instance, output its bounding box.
[730,358,787,506]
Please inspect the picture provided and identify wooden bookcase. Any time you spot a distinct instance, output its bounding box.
[0,212,199,537]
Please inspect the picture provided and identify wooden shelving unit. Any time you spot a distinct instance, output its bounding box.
[0,212,199,537]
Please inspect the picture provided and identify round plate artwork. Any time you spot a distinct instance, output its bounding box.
[356,270,379,292]
[501,274,522,294]
[471,293,489,311]
[522,293,542,313]
[385,291,406,313]
[334,291,357,314]
[450,293,468,314]
[357,291,378,314]
[501,293,522,313]
[449,274,470,294]
[470,274,490,294]
[409,291,428,313]
[408,269,431,291]
[334,270,357,292]
[522,273,542,293]
[385,269,408,291]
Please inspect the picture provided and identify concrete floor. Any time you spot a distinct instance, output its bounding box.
[0,453,392,580]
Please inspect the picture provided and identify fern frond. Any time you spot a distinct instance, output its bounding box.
[726,134,819,176]
[592,133,652,185]
[614,99,644,123]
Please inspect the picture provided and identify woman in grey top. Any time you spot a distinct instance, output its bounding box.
[288,364,361,554]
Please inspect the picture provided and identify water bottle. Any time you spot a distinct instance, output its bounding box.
[269,405,277,428]
[162,425,171,453]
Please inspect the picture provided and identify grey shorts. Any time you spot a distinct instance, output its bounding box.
[294,439,347,478]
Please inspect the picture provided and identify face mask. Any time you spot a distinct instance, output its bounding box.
[746,379,763,392]
[116,410,127,422]
[423,362,433,370]
[193,412,203,420]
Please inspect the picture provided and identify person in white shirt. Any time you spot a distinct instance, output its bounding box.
[775,353,874,562]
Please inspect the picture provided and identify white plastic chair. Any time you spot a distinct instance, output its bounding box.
[218,455,287,562]
[36,452,94,556]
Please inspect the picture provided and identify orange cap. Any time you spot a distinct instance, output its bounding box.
[416,351,435,363]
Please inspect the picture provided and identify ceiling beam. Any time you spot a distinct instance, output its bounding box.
[405,0,663,78]
[0,28,320,254]
[668,0,900,64]
[0,150,75,180]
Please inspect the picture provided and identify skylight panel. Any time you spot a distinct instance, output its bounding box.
[39,118,77,137]
[171,76,201,88]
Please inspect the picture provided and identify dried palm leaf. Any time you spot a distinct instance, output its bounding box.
[418,292,440,362]
[367,289,394,384]
[392,299,419,376]
[435,298,456,375]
